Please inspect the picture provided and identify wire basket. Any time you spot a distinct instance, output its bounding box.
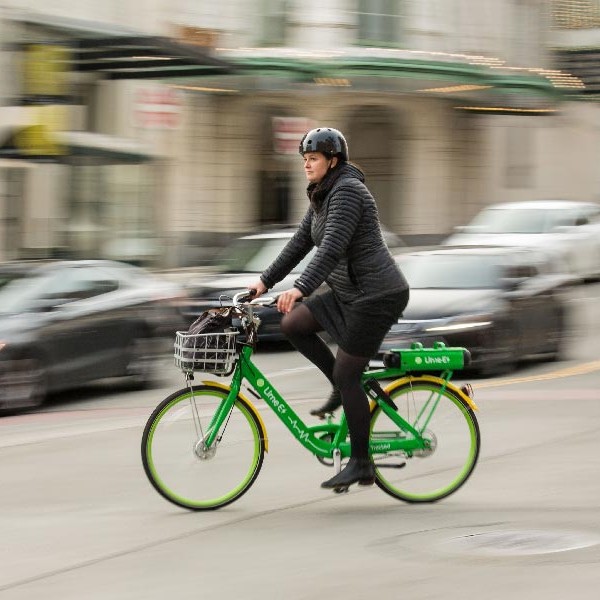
[174,330,239,375]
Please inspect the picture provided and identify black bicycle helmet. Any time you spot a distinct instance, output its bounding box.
[299,127,349,161]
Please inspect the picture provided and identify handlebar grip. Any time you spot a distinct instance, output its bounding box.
[232,289,257,304]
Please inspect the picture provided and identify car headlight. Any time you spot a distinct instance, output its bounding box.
[424,314,494,333]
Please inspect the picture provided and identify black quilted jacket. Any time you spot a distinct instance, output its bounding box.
[260,164,408,303]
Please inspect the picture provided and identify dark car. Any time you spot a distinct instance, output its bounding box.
[0,260,186,411]
[179,227,405,341]
[377,246,577,376]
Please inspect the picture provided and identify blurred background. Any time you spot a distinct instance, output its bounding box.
[1,8,600,594]
[0,0,598,268]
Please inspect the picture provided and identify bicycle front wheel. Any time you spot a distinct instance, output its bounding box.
[141,384,266,511]
[370,378,480,503]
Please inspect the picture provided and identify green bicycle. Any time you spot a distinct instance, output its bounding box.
[141,291,480,511]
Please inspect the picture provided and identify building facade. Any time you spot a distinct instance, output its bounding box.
[0,0,599,266]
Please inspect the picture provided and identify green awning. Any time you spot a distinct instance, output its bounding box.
[224,50,582,110]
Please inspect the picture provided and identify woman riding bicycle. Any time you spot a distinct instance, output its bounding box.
[250,127,410,490]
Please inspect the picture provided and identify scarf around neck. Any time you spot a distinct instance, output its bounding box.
[306,162,364,212]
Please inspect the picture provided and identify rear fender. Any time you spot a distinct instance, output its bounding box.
[202,379,269,451]
[383,375,479,412]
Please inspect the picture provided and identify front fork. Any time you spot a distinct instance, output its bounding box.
[186,375,240,453]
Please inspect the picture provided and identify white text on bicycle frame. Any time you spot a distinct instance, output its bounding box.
[264,385,312,444]
[263,386,286,415]
[287,417,311,443]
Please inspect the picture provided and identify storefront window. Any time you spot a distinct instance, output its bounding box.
[552,1,600,29]
[66,161,159,264]
[0,168,25,260]
[259,171,290,225]
[356,0,404,46]
[260,0,291,46]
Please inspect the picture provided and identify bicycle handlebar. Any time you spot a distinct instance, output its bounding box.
[232,290,277,308]
[232,290,256,305]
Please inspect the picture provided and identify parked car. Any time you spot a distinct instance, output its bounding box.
[443,200,600,280]
[179,227,405,341]
[0,260,187,412]
[376,246,577,376]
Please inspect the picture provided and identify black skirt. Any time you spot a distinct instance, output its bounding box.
[304,289,409,357]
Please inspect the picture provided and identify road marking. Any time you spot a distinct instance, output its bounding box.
[266,359,600,391]
[263,365,318,378]
[474,359,600,390]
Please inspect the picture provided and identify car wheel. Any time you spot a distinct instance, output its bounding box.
[479,325,518,377]
[477,356,515,378]
[125,335,158,389]
[0,355,46,412]
[544,310,565,363]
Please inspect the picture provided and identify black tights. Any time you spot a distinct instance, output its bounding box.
[280,304,371,460]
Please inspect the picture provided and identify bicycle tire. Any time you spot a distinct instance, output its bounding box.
[370,378,480,503]
[141,384,266,511]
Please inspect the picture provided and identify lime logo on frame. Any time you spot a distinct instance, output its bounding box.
[414,355,451,366]
[425,356,451,364]
[256,378,265,387]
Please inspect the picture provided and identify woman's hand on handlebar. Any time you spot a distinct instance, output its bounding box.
[276,287,303,314]
[247,280,268,298]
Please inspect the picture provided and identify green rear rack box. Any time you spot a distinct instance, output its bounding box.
[393,342,468,372]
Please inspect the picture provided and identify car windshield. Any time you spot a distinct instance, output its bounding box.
[0,265,129,314]
[0,272,58,313]
[469,208,569,234]
[397,254,501,289]
[0,272,26,290]
[216,236,315,273]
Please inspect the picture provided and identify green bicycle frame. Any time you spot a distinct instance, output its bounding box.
[197,344,472,461]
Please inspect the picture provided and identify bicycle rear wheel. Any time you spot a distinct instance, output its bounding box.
[370,379,480,503]
[142,384,266,511]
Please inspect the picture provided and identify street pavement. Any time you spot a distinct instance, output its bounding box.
[0,285,599,599]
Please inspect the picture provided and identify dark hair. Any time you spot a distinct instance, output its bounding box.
[307,160,347,211]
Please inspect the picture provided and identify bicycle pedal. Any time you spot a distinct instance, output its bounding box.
[315,411,333,421]
[333,486,350,494]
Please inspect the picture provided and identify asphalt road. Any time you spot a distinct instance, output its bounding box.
[0,283,599,599]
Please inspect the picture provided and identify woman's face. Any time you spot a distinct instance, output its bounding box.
[303,152,337,184]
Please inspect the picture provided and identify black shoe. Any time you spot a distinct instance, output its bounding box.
[321,457,376,489]
[310,388,342,419]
